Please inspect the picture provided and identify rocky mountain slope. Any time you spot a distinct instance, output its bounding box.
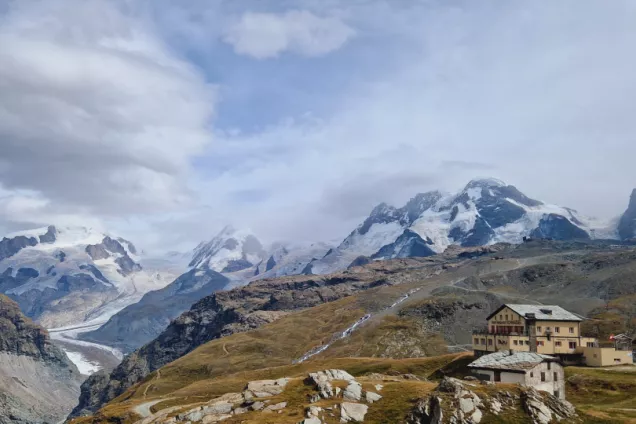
[78,267,230,353]
[69,240,636,422]
[0,226,176,329]
[618,189,636,240]
[309,179,618,274]
[0,294,83,423]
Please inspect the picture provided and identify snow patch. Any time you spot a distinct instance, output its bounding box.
[64,350,101,375]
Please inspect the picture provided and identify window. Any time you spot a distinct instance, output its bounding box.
[569,342,577,349]
[555,341,562,347]
[569,327,574,334]
[614,358,622,364]
[481,339,486,345]
[554,327,560,333]
[537,341,545,347]
[593,354,598,358]
[547,362,551,371]
[537,326,542,332]
[586,342,595,348]
[514,340,519,346]
[505,314,508,321]
[500,314,503,320]
[554,390,559,398]
[525,341,530,345]
[546,327,551,332]
[553,372,558,381]
[488,339,493,346]
[541,372,546,382]
[530,372,534,378]
[474,338,479,345]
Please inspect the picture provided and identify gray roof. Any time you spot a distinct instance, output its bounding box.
[468,351,558,371]
[498,304,583,322]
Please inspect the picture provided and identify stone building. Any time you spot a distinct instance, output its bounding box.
[468,351,566,399]
[471,304,633,366]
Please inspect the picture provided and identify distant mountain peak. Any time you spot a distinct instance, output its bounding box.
[464,177,507,190]
[189,226,265,272]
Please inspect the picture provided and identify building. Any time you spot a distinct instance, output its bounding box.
[472,304,633,366]
[468,351,566,399]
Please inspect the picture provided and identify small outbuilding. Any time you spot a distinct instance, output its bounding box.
[468,350,566,400]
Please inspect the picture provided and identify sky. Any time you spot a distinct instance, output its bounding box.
[1,0,636,253]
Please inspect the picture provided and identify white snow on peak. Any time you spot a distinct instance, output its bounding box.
[190,226,265,272]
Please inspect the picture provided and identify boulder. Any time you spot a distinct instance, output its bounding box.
[264,402,287,412]
[365,391,382,404]
[340,402,369,423]
[245,378,289,398]
[306,405,323,417]
[343,382,362,401]
[299,418,322,424]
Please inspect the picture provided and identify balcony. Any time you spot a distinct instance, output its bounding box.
[472,327,530,336]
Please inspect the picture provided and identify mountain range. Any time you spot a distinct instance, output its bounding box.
[1,178,634,365]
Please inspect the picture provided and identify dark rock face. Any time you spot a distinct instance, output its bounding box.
[117,237,137,255]
[358,203,400,235]
[266,255,277,271]
[102,236,127,255]
[78,264,110,284]
[70,270,405,419]
[372,230,436,259]
[0,294,71,364]
[0,294,82,424]
[38,226,57,244]
[85,236,142,275]
[348,256,371,269]
[618,189,636,240]
[80,268,230,352]
[115,255,142,276]
[531,214,590,240]
[85,244,110,260]
[0,236,38,261]
[221,259,253,273]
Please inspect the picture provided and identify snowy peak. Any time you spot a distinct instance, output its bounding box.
[309,178,611,275]
[0,225,170,329]
[190,226,266,273]
[618,188,636,240]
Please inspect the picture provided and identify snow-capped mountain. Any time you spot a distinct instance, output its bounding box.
[310,178,617,274]
[189,225,266,273]
[253,241,333,279]
[618,189,636,240]
[0,225,177,328]
[187,225,334,281]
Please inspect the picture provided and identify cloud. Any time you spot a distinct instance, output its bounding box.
[2,0,636,254]
[0,0,216,225]
[223,10,354,59]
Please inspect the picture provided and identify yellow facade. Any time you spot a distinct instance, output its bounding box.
[474,305,596,356]
[578,347,634,367]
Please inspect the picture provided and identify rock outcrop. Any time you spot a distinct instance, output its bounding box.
[0,294,82,423]
[408,377,578,424]
[132,370,378,424]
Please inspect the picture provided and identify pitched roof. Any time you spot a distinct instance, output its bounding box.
[468,351,558,372]
[486,304,583,322]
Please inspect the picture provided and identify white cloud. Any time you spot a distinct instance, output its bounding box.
[0,0,216,224]
[223,10,354,59]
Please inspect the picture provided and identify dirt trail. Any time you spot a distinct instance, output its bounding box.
[132,399,164,418]
[143,369,161,398]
